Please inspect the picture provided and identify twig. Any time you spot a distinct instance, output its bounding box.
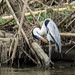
[67,0,69,3]
[54,0,59,5]
[35,0,48,7]
[50,0,55,6]
[6,0,40,65]
[22,0,41,65]
[59,0,64,5]
[0,23,16,28]
[5,0,28,63]
[58,10,75,26]
[27,5,41,27]
[0,58,11,65]
[65,45,75,54]
[66,18,75,29]
[24,16,34,26]
[9,33,17,57]
[21,49,38,65]
[37,12,41,21]
[21,28,41,65]
[12,0,28,63]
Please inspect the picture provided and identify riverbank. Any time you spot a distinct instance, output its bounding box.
[0,0,75,68]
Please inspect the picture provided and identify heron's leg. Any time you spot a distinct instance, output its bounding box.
[49,41,54,65]
[49,41,51,61]
[45,41,54,69]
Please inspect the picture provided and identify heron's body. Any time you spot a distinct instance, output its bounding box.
[32,18,61,67]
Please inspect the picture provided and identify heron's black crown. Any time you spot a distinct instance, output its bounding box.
[44,19,50,27]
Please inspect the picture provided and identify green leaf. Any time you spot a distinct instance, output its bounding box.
[27,16,33,21]
[39,16,44,21]
[41,12,45,17]
[69,6,72,9]
[0,17,3,24]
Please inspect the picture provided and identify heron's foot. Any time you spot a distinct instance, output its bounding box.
[0,63,1,67]
[45,60,54,69]
[45,61,50,69]
[49,61,55,69]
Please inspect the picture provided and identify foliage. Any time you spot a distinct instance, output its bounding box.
[60,10,70,15]
[0,9,71,24]
[0,17,16,24]
[0,17,7,24]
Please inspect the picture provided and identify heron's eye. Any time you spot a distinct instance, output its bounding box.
[36,36,40,39]
[37,32,39,34]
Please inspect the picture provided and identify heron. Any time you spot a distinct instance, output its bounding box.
[32,18,61,67]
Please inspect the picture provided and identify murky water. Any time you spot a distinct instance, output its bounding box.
[0,62,75,75]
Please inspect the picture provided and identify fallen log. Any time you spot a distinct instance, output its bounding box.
[60,33,75,37]
[0,38,16,42]
[43,43,75,48]
[1,10,46,19]
[31,42,49,67]
[0,30,13,37]
[1,15,13,19]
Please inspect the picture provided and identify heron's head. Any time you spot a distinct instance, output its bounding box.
[32,28,48,43]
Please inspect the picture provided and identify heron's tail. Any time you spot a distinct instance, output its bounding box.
[55,42,61,53]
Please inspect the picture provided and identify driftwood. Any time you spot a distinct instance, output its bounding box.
[5,0,40,65]
[5,0,27,63]
[0,38,16,42]
[32,42,49,67]
[60,33,75,37]
[1,10,46,20]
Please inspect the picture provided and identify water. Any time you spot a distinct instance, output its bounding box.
[0,62,75,75]
[0,66,75,75]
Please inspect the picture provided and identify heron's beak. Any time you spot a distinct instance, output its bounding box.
[40,37,48,44]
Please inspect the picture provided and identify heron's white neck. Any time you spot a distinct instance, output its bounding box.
[33,26,47,37]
